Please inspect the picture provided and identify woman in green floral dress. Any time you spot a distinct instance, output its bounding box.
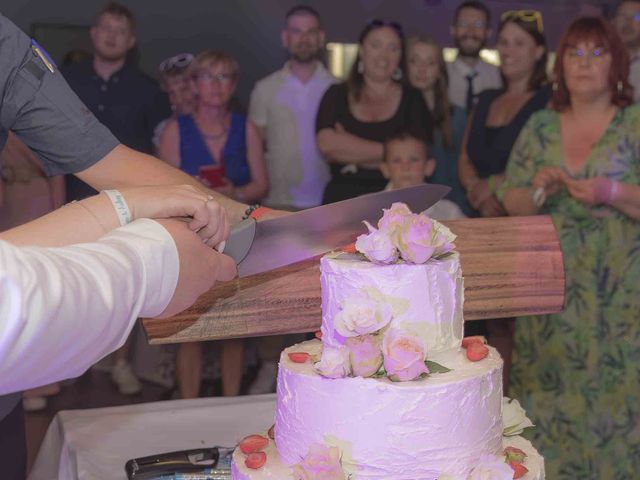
[498,17,640,479]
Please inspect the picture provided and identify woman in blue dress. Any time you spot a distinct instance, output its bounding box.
[158,50,267,399]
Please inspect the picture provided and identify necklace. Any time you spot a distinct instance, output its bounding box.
[200,127,228,141]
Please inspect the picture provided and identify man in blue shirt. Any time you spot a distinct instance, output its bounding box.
[61,1,172,396]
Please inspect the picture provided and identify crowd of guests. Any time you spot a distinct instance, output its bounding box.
[1,0,640,477]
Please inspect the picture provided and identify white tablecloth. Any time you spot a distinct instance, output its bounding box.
[29,394,277,480]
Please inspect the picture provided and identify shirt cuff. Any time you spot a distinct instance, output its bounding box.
[102,218,179,317]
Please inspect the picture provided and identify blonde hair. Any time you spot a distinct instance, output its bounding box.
[406,36,452,148]
[188,49,239,81]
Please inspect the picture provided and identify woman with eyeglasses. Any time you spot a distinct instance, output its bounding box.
[406,36,470,215]
[498,17,640,478]
[316,19,432,204]
[158,50,268,399]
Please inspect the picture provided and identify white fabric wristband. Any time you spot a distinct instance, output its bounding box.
[103,190,132,226]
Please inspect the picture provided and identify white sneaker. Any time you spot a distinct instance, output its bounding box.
[111,360,142,395]
[248,361,278,395]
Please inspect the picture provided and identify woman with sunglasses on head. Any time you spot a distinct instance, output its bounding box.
[457,10,551,391]
[406,36,470,215]
[316,19,432,204]
[158,50,268,399]
[498,17,640,479]
[153,53,197,151]
[459,9,550,219]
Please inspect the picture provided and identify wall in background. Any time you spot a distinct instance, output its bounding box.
[1,0,611,104]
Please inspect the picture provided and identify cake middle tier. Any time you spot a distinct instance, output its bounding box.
[320,252,464,358]
[275,340,504,479]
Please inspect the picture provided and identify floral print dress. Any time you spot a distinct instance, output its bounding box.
[498,105,640,479]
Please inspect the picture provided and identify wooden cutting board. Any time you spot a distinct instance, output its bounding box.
[143,215,564,344]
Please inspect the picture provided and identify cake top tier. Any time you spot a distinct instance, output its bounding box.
[315,203,465,381]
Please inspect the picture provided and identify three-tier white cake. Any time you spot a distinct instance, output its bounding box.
[231,204,544,480]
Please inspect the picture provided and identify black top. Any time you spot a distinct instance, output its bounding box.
[62,59,170,154]
[62,59,171,199]
[316,82,433,147]
[466,85,552,178]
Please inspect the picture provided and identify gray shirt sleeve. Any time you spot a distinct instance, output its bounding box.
[0,14,119,176]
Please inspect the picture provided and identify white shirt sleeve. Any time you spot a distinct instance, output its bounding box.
[248,82,268,129]
[0,218,179,395]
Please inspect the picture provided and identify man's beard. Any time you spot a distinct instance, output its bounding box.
[290,44,319,63]
[455,36,485,58]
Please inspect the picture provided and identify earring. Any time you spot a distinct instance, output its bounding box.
[617,80,623,93]
[357,60,364,74]
[552,81,558,92]
[392,68,403,81]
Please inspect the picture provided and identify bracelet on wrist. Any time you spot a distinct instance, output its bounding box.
[103,190,132,226]
[241,204,272,221]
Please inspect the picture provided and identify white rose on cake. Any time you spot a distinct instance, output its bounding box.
[503,397,535,436]
[377,202,412,236]
[292,443,346,480]
[467,455,514,480]
[432,220,456,257]
[355,221,398,264]
[315,345,351,379]
[381,328,429,381]
[334,295,393,338]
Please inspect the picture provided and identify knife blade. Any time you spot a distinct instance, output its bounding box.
[224,183,450,277]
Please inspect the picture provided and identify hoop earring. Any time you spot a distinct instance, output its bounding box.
[357,60,364,74]
[617,80,623,93]
[392,68,403,81]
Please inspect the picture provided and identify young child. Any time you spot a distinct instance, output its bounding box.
[381,132,465,220]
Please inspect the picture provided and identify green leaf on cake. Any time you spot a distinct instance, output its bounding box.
[425,360,452,374]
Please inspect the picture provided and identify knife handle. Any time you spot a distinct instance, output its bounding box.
[222,218,256,264]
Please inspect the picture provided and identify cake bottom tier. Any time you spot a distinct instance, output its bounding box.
[231,435,545,480]
[275,340,504,478]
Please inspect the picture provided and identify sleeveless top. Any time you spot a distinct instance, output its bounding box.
[177,112,250,186]
[466,85,552,178]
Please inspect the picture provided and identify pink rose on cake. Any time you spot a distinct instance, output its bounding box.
[467,455,514,480]
[334,295,393,337]
[382,328,429,381]
[355,221,398,264]
[395,214,437,264]
[377,202,412,236]
[345,334,383,378]
[292,443,346,480]
[315,345,351,379]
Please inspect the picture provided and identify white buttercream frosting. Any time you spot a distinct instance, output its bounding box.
[231,434,545,480]
[320,253,464,362]
[272,340,503,479]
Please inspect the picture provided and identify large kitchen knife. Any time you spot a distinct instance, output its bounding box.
[224,183,450,277]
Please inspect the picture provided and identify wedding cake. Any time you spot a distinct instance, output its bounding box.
[231,203,544,480]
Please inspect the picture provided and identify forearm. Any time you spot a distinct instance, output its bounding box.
[0,193,120,247]
[609,182,640,220]
[77,145,248,224]
[48,175,65,209]
[0,219,179,394]
[236,179,268,204]
[503,188,539,216]
[458,151,480,191]
[317,129,383,165]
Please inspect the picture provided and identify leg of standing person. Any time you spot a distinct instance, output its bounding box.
[486,318,515,395]
[221,339,244,396]
[176,342,203,399]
